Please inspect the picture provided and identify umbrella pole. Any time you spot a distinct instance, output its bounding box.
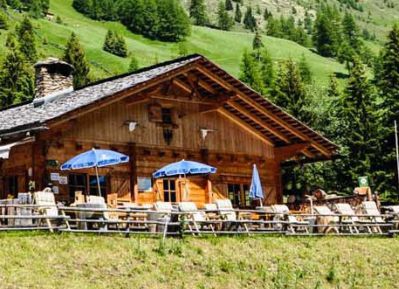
[95,165,101,197]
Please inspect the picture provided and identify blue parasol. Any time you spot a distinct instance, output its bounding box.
[153,159,216,178]
[249,164,264,206]
[61,148,129,196]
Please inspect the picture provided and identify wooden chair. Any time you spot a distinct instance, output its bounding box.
[271,204,309,234]
[362,201,384,234]
[106,193,118,208]
[33,189,60,232]
[334,203,361,234]
[178,202,215,236]
[214,199,249,233]
[314,206,339,234]
[74,191,85,205]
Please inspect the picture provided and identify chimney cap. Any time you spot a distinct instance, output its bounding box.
[34,57,74,74]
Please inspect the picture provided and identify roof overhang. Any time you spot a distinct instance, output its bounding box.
[0,137,35,159]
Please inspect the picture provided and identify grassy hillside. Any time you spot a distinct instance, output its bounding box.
[0,233,398,289]
[184,0,399,43]
[0,0,347,85]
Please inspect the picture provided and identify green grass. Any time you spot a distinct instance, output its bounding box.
[0,233,398,288]
[0,0,347,86]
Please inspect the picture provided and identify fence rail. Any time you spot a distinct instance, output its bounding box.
[0,205,397,238]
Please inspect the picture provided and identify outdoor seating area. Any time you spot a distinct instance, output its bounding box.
[1,191,398,238]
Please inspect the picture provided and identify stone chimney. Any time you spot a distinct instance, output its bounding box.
[34,58,74,99]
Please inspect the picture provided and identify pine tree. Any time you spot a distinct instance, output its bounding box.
[336,57,380,188]
[273,59,312,124]
[234,2,241,23]
[217,1,233,31]
[243,6,256,31]
[252,29,263,59]
[298,55,312,84]
[5,32,17,49]
[189,0,208,26]
[225,0,233,11]
[63,32,90,88]
[0,49,34,108]
[239,49,264,94]
[377,24,399,195]
[128,56,139,73]
[327,75,340,99]
[0,10,8,30]
[259,48,274,91]
[342,12,361,51]
[0,0,6,8]
[312,5,342,57]
[103,30,128,57]
[157,0,191,42]
[16,17,37,63]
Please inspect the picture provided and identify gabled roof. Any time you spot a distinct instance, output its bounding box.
[0,54,338,160]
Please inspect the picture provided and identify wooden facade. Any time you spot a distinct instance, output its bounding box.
[0,55,337,208]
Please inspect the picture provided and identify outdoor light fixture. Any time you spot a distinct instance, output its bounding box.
[125,121,138,132]
[200,128,216,141]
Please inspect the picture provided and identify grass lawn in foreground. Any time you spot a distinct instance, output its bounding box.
[0,232,398,289]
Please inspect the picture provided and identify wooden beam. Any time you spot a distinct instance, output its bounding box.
[171,78,192,94]
[275,142,310,161]
[128,143,137,202]
[217,108,274,147]
[195,65,332,157]
[227,102,291,143]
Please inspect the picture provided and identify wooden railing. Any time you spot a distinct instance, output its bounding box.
[0,205,397,238]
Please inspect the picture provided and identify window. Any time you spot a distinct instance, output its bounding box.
[228,183,250,208]
[163,179,176,202]
[138,177,152,193]
[68,174,87,199]
[161,108,173,124]
[89,175,107,197]
[7,176,18,196]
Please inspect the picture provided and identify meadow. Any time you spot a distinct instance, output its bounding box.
[0,0,347,85]
[0,233,398,289]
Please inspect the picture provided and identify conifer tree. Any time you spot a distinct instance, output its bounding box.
[128,56,139,73]
[376,24,399,194]
[0,10,8,30]
[243,6,256,31]
[0,0,6,8]
[298,55,312,84]
[217,1,233,31]
[259,48,274,91]
[189,0,208,26]
[16,17,37,63]
[327,75,340,99]
[312,5,342,57]
[0,49,34,108]
[103,30,128,57]
[273,60,312,124]
[157,0,191,42]
[239,49,264,94]
[336,57,380,187]
[252,29,263,59]
[225,0,233,11]
[234,2,241,23]
[63,32,90,88]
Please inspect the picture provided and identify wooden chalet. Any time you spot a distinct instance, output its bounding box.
[0,55,337,208]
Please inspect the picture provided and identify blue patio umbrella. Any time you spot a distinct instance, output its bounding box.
[153,159,216,178]
[249,164,264,206]
[61,148,129,196]
[153,160,217,200]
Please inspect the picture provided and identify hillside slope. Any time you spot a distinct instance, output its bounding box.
[1,0,347,85]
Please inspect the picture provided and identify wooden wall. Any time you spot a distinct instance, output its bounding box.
[0,91,283,206]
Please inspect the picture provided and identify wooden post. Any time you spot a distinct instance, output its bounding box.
[128,143,138,202]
